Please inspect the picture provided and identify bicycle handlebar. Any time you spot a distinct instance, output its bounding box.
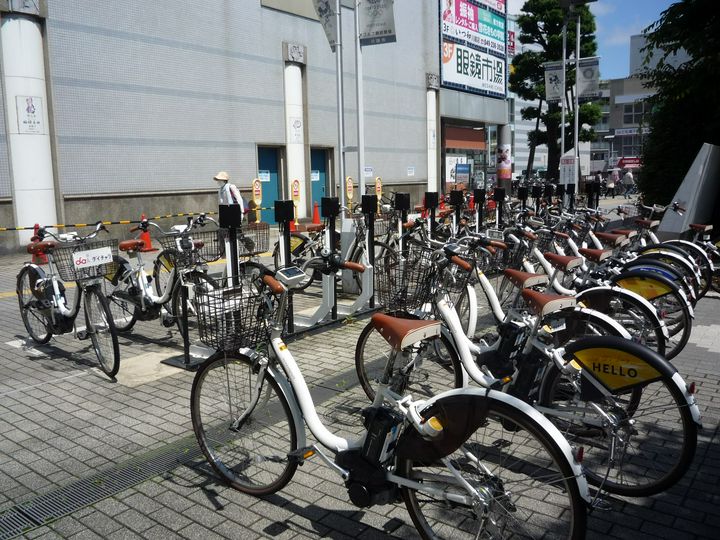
[38,221,107,243]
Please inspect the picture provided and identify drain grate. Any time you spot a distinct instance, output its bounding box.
[0,509,35,540]
[0,434,203,539]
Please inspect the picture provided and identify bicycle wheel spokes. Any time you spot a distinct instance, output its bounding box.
[191,353,298,495]
[85,288,120,377]
[17,267,52,344]
[542,372,696,496]
[400,402,584,539]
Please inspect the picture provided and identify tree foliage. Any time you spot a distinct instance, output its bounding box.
[638,0,720,204]
[509,0,601,180]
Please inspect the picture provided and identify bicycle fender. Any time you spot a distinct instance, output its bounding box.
[563,336,701,425]
[577,286,668,339]
[665,239,713,271]
[563,305,631,339]
[395,387,591,503]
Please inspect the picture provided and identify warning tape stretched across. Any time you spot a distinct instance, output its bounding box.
[0,211,219,232]
[0,207,275,232]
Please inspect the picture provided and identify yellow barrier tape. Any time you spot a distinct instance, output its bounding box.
[0,211,219,231]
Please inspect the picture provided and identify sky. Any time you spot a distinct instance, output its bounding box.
[507,0,677,79]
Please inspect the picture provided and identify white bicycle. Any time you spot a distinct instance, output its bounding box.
[189,261,590,539]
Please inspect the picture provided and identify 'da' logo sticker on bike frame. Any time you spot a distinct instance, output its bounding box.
[616,277,672,300]
[572,348,663,393]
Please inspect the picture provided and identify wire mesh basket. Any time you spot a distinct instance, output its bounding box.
[238,222,270,256]
[374,242,436,312]
[195,275,274,351]
[374,214,393,238]
[52,239,118,282]
[534,230,557,254]
[158,229,226,266]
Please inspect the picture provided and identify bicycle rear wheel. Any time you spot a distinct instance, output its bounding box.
[354,318,463,401]
[16,266,52,344]
[191,352,299,495]
[152,249,179,299]
[84,286,120,378]
[106,258,139,332]
[399,398,586,539]
[172,271,217,337]
[539,337,697,496]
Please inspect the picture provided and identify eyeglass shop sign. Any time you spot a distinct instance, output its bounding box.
[441,0,506,55]
[441,41,505,98]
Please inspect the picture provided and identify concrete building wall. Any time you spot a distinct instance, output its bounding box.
[0,72,9,197]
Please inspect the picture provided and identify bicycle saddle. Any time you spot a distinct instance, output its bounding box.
[503,269,548,289]
[578,248,611,264]
[371,313,441,351]
[521,289,576,317]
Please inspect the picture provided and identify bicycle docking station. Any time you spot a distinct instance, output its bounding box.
[473,188,484,234]
[337,195,375,315]
[556,184,565,209]
[291,197,341,330]
[518,185,528,210]
[395,192,410,253]
[544,183,554,208]
[494,187,506,228]
[566,183,575,210]
[449,190,464,237]
[425,191,439,239]
[532,184,543,214]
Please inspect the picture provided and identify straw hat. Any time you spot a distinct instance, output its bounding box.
[213,171,230,181]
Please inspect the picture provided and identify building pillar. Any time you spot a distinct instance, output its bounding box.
[496,124,512,193]
[1,7,56,242]
[283,43,307,218]
[426,73,439,193]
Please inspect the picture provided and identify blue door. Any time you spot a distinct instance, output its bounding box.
[310,148,327,210]
[257,147,281,224]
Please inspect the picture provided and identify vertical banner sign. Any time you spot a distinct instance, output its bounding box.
[497,143,511,180]
[507,30,515,56]
[253,179,263,222]
[577,56,601,99]
[359,0,397,46]
[543,61,563,103]
[375,176,382,212]
[346,176,354,201]
[292,179,301,202]
[560,155,576,185]
[16,96,44,134]
[313,0,338,50]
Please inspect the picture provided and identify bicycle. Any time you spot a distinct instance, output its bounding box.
[355,241,701,497]
[189,263,590,538]
[106,215,222,335]
[17,223,121,378]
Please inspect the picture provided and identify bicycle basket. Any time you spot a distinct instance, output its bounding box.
[374,242,436,312]
[195,275,273,351]
[53,239,118,282]
[237,222,269,256]
[158,229,226,266]
[534,230,556,254]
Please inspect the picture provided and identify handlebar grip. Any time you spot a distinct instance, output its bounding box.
[342,261,365,273]
[262,275,285,295]
[450,256,472,272]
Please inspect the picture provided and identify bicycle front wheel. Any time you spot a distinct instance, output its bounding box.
[191,352,299,495]
[355,318,463,401]
[152,249,179,299]
[539,338,697,496]
[399,398,586,539]
[171,271,217,337]
[84,287,120,378]
[17,266,52,344]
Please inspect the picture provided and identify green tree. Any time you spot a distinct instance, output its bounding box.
[639,0,720,204]
[509,0,601,180]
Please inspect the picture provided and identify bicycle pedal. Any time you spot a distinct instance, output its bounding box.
[161,315,175,328]
[76,330,89,340]
[288,446,316,464]
[590,496,613,511]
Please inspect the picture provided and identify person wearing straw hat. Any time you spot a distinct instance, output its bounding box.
[214,171,245,219]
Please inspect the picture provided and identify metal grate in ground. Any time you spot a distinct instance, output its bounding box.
[0,434,204,539]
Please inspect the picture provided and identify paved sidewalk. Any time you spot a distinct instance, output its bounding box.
[0,247,718,539]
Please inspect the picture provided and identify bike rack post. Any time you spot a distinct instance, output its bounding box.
[449,190,464,237]
[493,187,506,228]
[292,197,340,328]
[473,188,484,234]
[518,185,528,211]
[395,193,410,253]
[532,184,542,214]
[363,194,377,309]
[544,183,554,208]
[275,200,295,332]
[425,191,439,239]
[566,183,575,211]
[556,184,566,209]
[219,204,243,285]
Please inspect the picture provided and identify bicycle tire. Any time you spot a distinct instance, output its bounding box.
[398,397,586,539]
[273,233,314,270]
[354,318,463,401]
[576,288,666,357]
[539,336,697,497]
[84,286,120,378]
[106,256,139,332]
[611,271,692,360]
[152,249,179,299]
[663,240,712,299]
[16,266,52,344]
[191,351,299,495]
[171,271,217,338]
